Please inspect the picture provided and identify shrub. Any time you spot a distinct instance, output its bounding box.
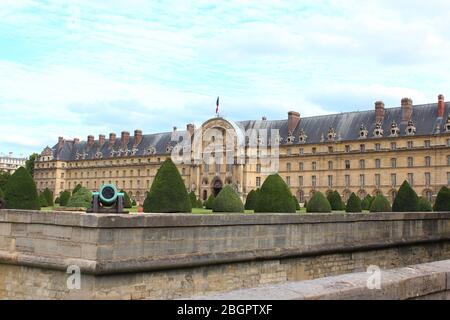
[346,193,362,213]
[204,194,215,209]
[306,191,332,213]
[254,174,296,213]
[66,187,92,209]
[327,191,345,211]
[244,190,258,210]
[0,186,4,199]
[361,195,373,211]
[303,199,308,208]
[196,198,203,208]
[392,181,419,212]
[55,197,60,204]
[418,197,432,212]
[4,167,40,210]
[433,187,450,211]
[212,186,244,213]
[120,190,132,208]
[59,190,71,206]
[292,195,300,211]
[43,187,54,207]
[143,158,191,213]
[39,192,48,207]
[189,191,198,208]
[72,184,82,195]
[369,195,392,213]
[132,199,137,206]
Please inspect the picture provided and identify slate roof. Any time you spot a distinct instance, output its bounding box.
[50,102,450,161]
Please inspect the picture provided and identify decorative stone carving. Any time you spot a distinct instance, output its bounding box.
[144,146,156,156]
[286,133,295,144]
[390,121,400,137]
[166,145,174,153]
[405,120,416,136]
[298,129,307,144]
[445,116,450,132]
[373,122,384,138]
[95,151,103,159]
[359,124,368,139]
[327,127,337,141]
[131,147,139,156]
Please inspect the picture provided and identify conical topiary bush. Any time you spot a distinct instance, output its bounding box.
[306,191,332,213]
[39,192,48,207]
[292,195,300,211]
[370,194,392,213]
[433,187,450,211]
[346,193,362,213]
[120,189,132,208]
[361,195,373,211]
[59,190,71,206]
[189,191,198,208]
[418,197,432,212]
[254,174,296,213]
[43,187,54,207]
[327,190,345,211]
[212,186,244,213]
[66,187,92,209]
[4,167,40,210]
[245,190,258,210]
[72,183,82,195]
[392,181,419,212]
[204,194,215,210]
[143,158,191,213]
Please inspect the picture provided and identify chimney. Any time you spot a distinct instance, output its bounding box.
[73,138,80,145]
[98,134,106,147]
[401,97,413,123]
[375,101,385,123]
[57,136,64,150]
[186,123,195,136]
[133,130,143,146]
[108,133,116,147]
[121,131,130,147]
[287,111,300,134]
[87,135,95,147]
[438,94,445,118]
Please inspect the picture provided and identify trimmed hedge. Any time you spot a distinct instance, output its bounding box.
[4,167,40,210]
[72,184,82,195]
[433,187,450,212]
[120,190,132,208]
[196,198,203,208]
[204,194,215,210]
[369,195,392,213]
[143,158,191,213]
[212,186,244,213]
[327,191,345,211]
[392,181,419,212]
[418,197,432,212]
[254,174,296,213]
[43,187,54,207]
[55,197,60,204]
[189,191,199,208]
[346,192,362,213]
[132,199,137,206]
[361,195,374,211]
[306,191,332,213]
[39,192,48,207]
[59,190,71,207]
[292,195,301,211]
[66,187,92,209]
[245,190,258,210]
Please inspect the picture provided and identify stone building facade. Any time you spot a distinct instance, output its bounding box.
[34,95,450,205]
[0,153,26,174]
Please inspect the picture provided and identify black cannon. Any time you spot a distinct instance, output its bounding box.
[87,184,128,214]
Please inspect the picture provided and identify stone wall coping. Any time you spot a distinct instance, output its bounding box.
[1,209,450,228]
[189,259,450,300]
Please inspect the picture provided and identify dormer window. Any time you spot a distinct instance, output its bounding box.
[359,124,368,139]
[286,133,295,144]
[298,129,307,144]
[390,121,400,137]
[327,127,337,141]
[405,120,416,136]
[144,147,156,156]
[95,151,103,159]
[373,122,384,138]
[445,116,450,132]
[166,145,174,153]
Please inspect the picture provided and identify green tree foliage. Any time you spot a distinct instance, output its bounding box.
[132,199,137,206]
[43,187,54,207]
[254,174,296,213]
[196,198,203,208]
[0,171,11,191]
[39,192,48,207]
[25,153,39,176]
[204,194,215,210]
[433,187,450,211]
[370,195,392,213]
[143,158,191,213]
[418,197,433,212]
[120,190,132,208]
[346,193,362,213]
[306,191,332,213]
[59,190,71,206]
[392,181,419,212]
[4,167,40,210]
[212,186,244,213]
[72,184,82,195]
[54,197,60,204]
[327,190,345,211]
[0,186,4,199]
[66,187,92,209]
[361,195,374,211]
[303,199,308,208]
[292,195,301,211]
[244,190,258,210]
[189,191,198,208]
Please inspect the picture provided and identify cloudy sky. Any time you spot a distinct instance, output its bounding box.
[1,0,450,156]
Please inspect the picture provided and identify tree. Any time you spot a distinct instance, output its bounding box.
[189,191,198,208]
[0,171,11,191]
[4,167,40,210]
[120,190,132,208]
[66,187,92,209]
[433,187,450,211]
[59,190,71,206]
[0,186,4,199]
[346,193,362,213]
[72,184,82,195]
[392,181,419,212]
[143,158,191,213]
[254,174,296,213]
[292,195,301,211]
[39,192,48,207]
[212,186,244,213]
[204,194,215,209]
[306,191,332,213]
[327,190,345,211]
[55,197,60,204]
[25,153,39,177]
[418,197,432,212]
[132,199,137,207]
[244,190,258,210]
[370,195,392,213]
[43,187,54,207]
[361,195,374,211]
[196,198,203,208]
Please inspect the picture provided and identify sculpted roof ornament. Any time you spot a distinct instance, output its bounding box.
[390,121,400,137]
[359,124,368,139]
[327,127,337,142]
[445,115,450,133]
[298,129,307,144]
[373,122,384,138]
[405,119,416,136]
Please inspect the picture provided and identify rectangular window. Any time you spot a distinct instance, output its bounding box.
[359,159,365,169]
[447,173,450,186]
[447,139,450,147]
[312,176,317,188]
[360,174,365,188]
[256,177,261,187]
[287,148,292,156]
[299,148,304,155]
[360,144,365,152]
[298,176,303,187]
[345,160,351,170]
[407,141,414,149]
[286,176,291,187]
[312,162,317,171]
[408,157,414,167]
[299,162,304,171]
[328,146,334,153]
[345,175,350,187]
[327,175,333,188]
[375,159,381,169]
[447,156,450,166]
[391,158,397,168]
[425,157,431,167]
[312,147,317,154]
[425,173,431,186]
[345,145,351,153]
[256,164,261,173]
[286,163,291,172]
[328,161,333,170]
[424,140,431,148]
[375,174,381,188]
[391,174,397,187]
[391,142,397,150]
[408,173,414,186]
[375,143,381,151]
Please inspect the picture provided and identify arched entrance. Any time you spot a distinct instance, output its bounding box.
[211,177,223,197]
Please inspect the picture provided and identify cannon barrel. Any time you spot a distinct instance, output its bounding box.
[97,184,122,206]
